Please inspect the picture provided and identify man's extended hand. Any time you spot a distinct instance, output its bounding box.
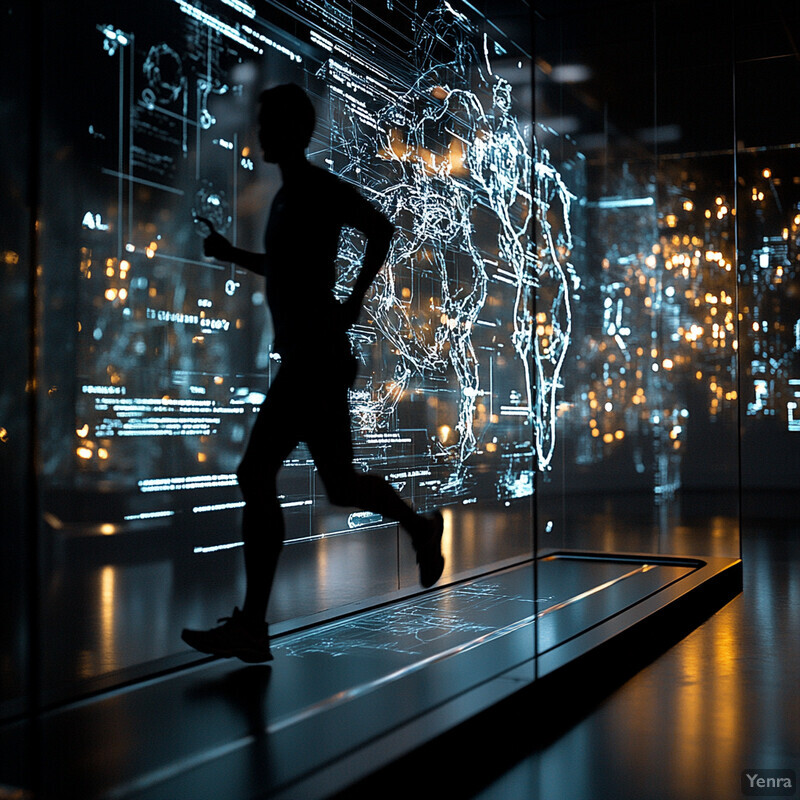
[196,217,233,261]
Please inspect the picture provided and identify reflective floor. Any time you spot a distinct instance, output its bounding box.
[458,499,799,800]
[14,491,739,710]
[33,503,535,706]
[0,549,715,800]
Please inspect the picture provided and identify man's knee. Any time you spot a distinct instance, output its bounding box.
[236,462,255,498]
[237,459,278,502]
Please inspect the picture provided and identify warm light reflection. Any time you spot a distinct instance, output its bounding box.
[440,506,454,570]
[672,597,741,795]
[99,565,118,672]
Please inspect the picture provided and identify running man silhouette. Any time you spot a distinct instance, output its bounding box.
[182,84,445,663]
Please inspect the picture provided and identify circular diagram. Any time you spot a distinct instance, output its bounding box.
[192,182,232,237]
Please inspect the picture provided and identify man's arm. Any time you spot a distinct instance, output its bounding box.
[341,210,395,327]
[200,220,267,276]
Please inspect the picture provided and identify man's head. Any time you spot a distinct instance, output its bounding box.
[257,83,316,163]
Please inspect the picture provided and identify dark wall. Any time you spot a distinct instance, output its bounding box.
[0,0,35,718]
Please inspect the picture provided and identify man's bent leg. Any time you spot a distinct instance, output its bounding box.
[309,397,445,587]
[327,469,417,530]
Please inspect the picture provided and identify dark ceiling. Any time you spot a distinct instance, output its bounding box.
[529,0,800,155]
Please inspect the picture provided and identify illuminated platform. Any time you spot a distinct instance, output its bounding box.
[1,551,740,800]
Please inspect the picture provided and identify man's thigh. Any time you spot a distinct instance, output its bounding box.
[305,389,355,480]
[247,359,355,478]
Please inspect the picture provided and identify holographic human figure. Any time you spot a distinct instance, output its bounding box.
[364,6,496,487]
[181,84,444,663]
[529,138,579,469]
[332,1,580,484]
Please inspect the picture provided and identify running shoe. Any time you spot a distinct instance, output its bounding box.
[181,607,273,663]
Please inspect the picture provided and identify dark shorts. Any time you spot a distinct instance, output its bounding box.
[237,349,358,484]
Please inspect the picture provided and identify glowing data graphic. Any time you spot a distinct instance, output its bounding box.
[52,0,796,545]
[55,0,576,550]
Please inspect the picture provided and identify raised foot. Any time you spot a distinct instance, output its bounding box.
[414,510,445,588]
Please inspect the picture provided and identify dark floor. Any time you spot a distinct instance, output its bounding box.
[3,551,713,800]
[458,510,800,800]
[3,493,795,800]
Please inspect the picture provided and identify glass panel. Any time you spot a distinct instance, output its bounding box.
[650,0,739,556]
[0,0,34,721]
[734,2,800,505]
[533,0,740,661]
[35,0,537,709]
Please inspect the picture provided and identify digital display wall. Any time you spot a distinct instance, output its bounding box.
[554,158,741,498]
[38,0,558,545]
[736,151,800,468]
[22,0,789,704]
[536,4,740,512]
[30,0,560,696]
[10,0,792,720]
